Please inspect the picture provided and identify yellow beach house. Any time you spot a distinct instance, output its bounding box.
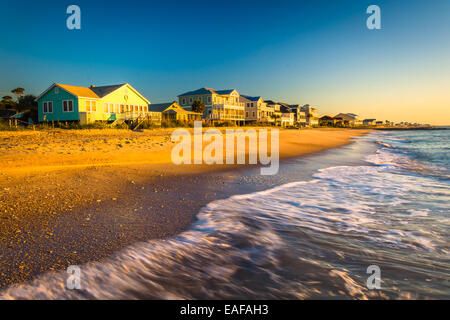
[178,87,245,124]
[280,105,295,127]
[36,83,159,124]
[148,101,202,122]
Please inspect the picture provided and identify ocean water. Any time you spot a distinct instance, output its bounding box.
[1,129,449,299]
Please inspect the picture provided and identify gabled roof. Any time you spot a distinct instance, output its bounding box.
[178,87,216,96]
[90,84,126,98]
[56,83,100,99]
[148,102,176,112]
[241,95,262,102]
[148,101,201,114]
[320,115,335,120]
[178,87,237,97]
[215,89,235,95]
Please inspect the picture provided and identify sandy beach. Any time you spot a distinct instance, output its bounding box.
[0,127,369,288]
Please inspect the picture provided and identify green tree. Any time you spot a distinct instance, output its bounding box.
[17,94,37,113]
[11,87,25,97]
[0,95,17,110]
[191,99,205,114]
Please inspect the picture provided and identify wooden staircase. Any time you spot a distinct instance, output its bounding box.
[110,118,125,127]
[130,114,145,131]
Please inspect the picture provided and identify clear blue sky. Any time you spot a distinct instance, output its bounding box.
[1,0,449,124]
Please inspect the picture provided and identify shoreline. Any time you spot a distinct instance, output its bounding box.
[0,128,370,289]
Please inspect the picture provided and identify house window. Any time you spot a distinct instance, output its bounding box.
[120,104,124,113]
[143,106,147,112]
[43,101,53,114]
[189,98,192,103]
[208,96,211,103]
[86,100,96,112]
[103,103,108,113]
[135,105,138,112]
[139,106,143,112]
[55,87,59,94]
[63,100,73,112]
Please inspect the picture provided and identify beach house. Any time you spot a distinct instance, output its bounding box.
[319,115,338,126]
[148,101,202,122]
[334,113,362,126]
[264,100,283,126]
[363,119,377,126]
[300,104,319,127]
[285,104,307,127]
[36,83,154,124]
[280,105,295,127]
[178,87,245,124]
[240,95,274,123]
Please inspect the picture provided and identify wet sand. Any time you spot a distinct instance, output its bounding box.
[0,127,370,288]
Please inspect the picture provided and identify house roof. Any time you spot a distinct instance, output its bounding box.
[320,115,335,120]
[148,102,175,112]
[215,89,235,95]
[178,87,237,97]
[178,87,216,96]
[334,113,358,121]
[280,105,294,113]
[148,101,202,114]
[363,118,376,121]
[56,83,100,99]
[90,84,126,98]
[241,95,261,101]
